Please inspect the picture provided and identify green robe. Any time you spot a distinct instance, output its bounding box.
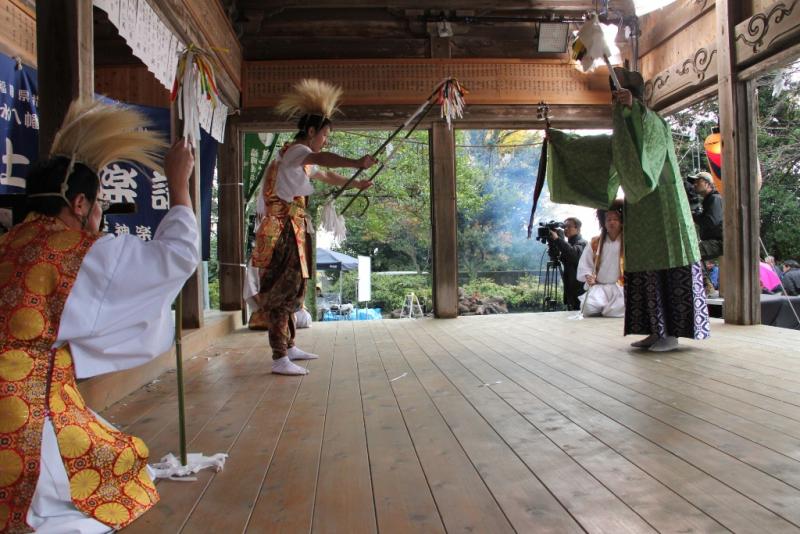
[546,101,699,273]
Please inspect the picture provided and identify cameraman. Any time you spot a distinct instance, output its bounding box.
[549,217,587,310]
[688,171,723,260]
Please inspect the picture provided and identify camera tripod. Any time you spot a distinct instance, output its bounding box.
[541,257,563,311]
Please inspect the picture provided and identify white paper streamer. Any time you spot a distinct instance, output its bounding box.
[321,200,346,244]
[150,452,228,481]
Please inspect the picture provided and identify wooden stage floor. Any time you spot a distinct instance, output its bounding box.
[107,314,800,533]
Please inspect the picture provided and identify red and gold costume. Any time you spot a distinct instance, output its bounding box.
[0,214,158,533]
[248,159,313,355]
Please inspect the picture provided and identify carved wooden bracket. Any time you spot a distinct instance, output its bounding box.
[645,0,800,110]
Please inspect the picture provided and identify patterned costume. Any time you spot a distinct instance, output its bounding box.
[0,216,158,533]
[250,156,313,358]
[547,98,710,340]
[0,98,198,532]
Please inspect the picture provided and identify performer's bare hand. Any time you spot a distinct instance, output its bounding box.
[549,230,558,241]
[358,155,378,169]
[585,274,597,286]
[612,89,633,108]
[165,138,194,208]
[354,180,373,190]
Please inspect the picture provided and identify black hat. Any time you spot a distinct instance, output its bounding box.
[609,67,644,100]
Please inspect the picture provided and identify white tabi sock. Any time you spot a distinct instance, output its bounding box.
[630,334,658,348]
[648,336,679,352]
[287,346,320,361]
[272,356,309,375]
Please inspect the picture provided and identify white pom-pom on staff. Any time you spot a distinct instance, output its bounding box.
[571,13,622,90]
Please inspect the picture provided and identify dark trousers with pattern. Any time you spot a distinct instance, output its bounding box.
[258,223,307,359]
[624,261,710,340]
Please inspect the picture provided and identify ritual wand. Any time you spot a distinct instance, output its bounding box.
[570,12,622,90]
[156,44,228,477]
[320,78,467,240]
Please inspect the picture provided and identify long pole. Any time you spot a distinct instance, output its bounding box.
[170,104,190,467]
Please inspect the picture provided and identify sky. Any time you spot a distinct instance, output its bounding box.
[633,0,677,16]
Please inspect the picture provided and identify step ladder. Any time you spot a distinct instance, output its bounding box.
[399,292,424,319]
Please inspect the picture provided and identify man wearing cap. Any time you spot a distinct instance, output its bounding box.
[689,171,723,261]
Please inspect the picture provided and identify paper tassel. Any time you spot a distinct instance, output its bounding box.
[321,200,346,244]
[438,79,467,129]
[171,45,222,147]
[570,13,620,73]
[150,452,228,481]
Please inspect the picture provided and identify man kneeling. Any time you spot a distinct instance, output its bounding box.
[576,205,625,317]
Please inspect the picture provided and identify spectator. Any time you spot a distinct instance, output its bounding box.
[576,205,625,317]
[550,217,588,310]
[783,260,800,296]
[689,171,723,260]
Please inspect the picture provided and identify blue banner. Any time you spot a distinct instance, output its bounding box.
[0,53,38,194]
[99,100,217,260]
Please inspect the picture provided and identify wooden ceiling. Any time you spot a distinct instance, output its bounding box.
[219,1,635,60]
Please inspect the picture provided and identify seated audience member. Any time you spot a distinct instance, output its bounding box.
[783,260,800,296]
[576,204,625,317]
[760,260,782,294]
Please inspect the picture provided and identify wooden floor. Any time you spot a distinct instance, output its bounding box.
[107,314,800,534]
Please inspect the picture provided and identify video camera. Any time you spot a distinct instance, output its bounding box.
[683,179,703,216]
[535,220,565,244]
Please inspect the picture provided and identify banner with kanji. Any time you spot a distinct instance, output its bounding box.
[100,99,217,259]
[0,53,38,194]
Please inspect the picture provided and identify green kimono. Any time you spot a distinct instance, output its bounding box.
[547,100,700,272]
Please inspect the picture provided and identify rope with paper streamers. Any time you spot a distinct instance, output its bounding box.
[171,44,221,146]
[319,78,468,243]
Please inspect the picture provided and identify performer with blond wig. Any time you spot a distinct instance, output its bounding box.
[250,79,376,375]
[0,100,198,533]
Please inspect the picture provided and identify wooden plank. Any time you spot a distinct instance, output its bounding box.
[355,323,446,533]
[638,0,716,58]
[243,327,336,533]
[35,0,94,154]
[177,331,331,532]
[443,315,797,532]
[418,319,726,533]
[217,118,245,311]
[430,123,458,318]
[369,321,516,533]
[734,0,800,73]
[238,104,612,132]
[717,0,761,324]
[494,320,800,492]
[144,0,241,108]
[94,65,170,108]
[0,0,37,67]
[243,59,614,108]
[312,322,377,533]
[396,320,658,534]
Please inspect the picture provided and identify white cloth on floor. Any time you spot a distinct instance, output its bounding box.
[27,206,199,532]
[577,234,625,317]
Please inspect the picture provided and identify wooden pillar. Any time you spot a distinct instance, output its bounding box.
[36,0,94,153]
[218,117,244,311]
[717,0,760,324]
[430,123,458,318]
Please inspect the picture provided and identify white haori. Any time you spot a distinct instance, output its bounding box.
[577,234,625,317]
[27,206,200,532]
